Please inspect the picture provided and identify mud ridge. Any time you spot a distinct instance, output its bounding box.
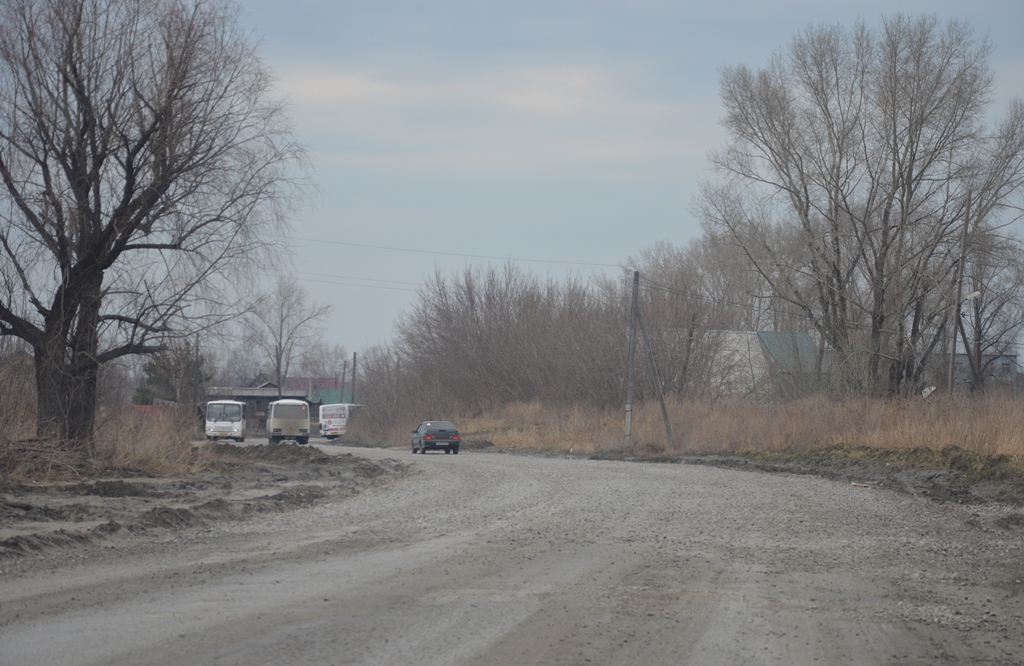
[0,443,410,558]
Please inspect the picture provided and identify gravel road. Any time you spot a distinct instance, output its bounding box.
[3,445,1024,665]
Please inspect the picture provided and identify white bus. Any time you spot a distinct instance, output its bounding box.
[319,403,351,440]
[266,399,311,445]
[205,400,245,442]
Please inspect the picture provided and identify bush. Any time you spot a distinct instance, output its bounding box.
[93,405,211,475]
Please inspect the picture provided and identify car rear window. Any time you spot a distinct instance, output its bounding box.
[426,421,456,430]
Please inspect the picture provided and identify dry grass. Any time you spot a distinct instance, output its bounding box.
[459,402,627,454]
[0,361,213,479]
[2,407,212,481]
[93,406,212,475]
[455,393,1024,465]
[0,369,35,443]
[348,418,417,449]
[0,439,90,481]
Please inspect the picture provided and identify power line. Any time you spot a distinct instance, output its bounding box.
[292,237,622,268]
[292,275,419,293]
[290,269,422,287]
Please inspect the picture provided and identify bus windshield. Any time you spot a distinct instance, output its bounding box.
[207,403,242,422]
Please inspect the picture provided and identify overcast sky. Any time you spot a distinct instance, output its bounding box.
[234,0,1024,351]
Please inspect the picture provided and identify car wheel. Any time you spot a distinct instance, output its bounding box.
[444,447,451,454]
[236,437,245,443]
[453,446,459,455]
[412,443,418,453]
[297,437,308,445]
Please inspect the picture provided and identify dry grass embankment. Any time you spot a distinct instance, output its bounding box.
[450,394,1024,468]
[9,393,1023,481]
[94,406,212,474]
[1,406,211,481]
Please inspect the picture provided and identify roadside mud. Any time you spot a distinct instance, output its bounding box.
[0,442,410,558]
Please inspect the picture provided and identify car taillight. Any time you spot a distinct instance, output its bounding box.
[424,435,433,440]
[452,435,460,440]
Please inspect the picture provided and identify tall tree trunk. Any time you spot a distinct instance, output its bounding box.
[34,270,103,450]
[33,340,99,449]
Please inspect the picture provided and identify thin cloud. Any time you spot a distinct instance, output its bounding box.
[276,71,419,107]
[272,60,710,171]
[274,62,675,120]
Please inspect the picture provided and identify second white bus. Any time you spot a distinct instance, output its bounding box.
[266,399,311,445]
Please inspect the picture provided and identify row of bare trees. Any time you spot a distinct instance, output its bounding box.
[355,251,775,429]
[384,265,625,415]
[699,15,1024,397]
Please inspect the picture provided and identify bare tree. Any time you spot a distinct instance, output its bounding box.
[0,0,305,448]
[700,15,1024,396]
[246,276,332,397]
[956,232,1024,391]
[209,342,265,388]
[355,343,411,434]
[133,338,208,404]
[298,340,348,383]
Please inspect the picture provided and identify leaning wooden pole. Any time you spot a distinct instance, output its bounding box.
[624,271,639,448]
[637,307,673,447]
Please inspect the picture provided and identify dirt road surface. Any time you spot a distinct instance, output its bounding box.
[4,445,1024,665]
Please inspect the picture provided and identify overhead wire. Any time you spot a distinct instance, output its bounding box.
[294,275,419,292]
[291,236,623,268]
[286,236,624,293]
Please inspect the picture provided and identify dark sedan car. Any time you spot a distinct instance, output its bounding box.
[411,421,461,454]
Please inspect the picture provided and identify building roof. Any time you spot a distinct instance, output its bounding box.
[251,376,341,390]
[206,384,356,404]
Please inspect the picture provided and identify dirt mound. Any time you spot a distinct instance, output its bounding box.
[204,441,340,465]
[0,443,410,559]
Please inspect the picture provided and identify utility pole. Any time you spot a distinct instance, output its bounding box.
[351,352,358,404]
[637,306,673,447]
[624,271,639,448]
[948,190,971,394]
[340,360,348,403]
